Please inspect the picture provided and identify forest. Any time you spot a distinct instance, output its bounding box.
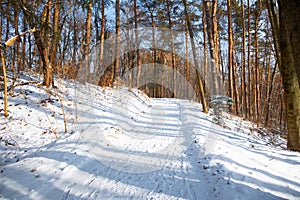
[0,0,299,152]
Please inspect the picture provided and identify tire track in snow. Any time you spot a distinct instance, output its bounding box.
[64,97,205,199]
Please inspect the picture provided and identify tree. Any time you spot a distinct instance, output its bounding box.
[267,0,300,151]
[253,0,262,123]
[19,0,54,87]
[142,0,157,96]
[100,0,106,72]
[277,0,300,151]
[50,0,61,71]
[278,1,300,86]
[114,0,121,83]
[165,0,176,98]
[247,0,252,118]
[1,29,36,117]
[241,0,247,118]
[83,0,92,80]
[203,0,219,95]
[227,0,234,110]
[134,0,141,86]
[183,0,208,113]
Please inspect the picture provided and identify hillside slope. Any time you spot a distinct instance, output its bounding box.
[0,75,299,200]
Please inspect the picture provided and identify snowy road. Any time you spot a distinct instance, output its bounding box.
[1,81,300,199]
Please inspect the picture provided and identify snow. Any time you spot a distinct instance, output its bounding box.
[0,73,300,200]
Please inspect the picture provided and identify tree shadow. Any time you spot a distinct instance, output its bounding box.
[1,83,298,199]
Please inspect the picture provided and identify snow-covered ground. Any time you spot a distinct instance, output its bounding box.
[0,74,299,200]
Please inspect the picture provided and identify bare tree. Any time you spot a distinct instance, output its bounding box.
[19,0,54,87]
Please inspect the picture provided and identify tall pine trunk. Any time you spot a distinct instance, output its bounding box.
[227,0,234,104]
[253,1,261,123]
[247,0,252,118]
[241,0,247,118]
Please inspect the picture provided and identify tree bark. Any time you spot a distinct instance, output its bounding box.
[166,0,176,98]
[19,0,53,87]
[253,1,261,123]
[204,0,219,95]
[50,0,61,72]
[134,0,141,87]
[227,0,234,102]
[183,0,208,113]
[185,20,190,98]
[84,0,92,81]
[202,5,208,91]
[13,5,21,72]
[99,0,106,74]
[241,0,247,117]
[247,0,252,118]
[277,0,300,151]
[278,1,300,85]
[0,46,8,117]
[114,0,121,83]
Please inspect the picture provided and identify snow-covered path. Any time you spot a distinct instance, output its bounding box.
[1,80,300,200]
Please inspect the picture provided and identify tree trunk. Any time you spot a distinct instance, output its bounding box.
[247,0,252,118]
[50,0,61,73]
[22,8,27,71]
[150,10,156,96]
[254,1,261,123]
[20,0,53,87]
[13,5,21,72]
[278,1,300,85]
[0,10,7,117]
[227,0,234,102]
[99,0,106,66]
[204,0,219,95]
[166,0,176,98]
[265,60,277,127]
[183,0,208,113]
[185,20,190,98]
[72,9,78,71]
[114,0,121,83]
[84,0,92,81]
[134,0,141,87]
[202,5,207,91]
[233,52,240,115]
[212,0,219,75]
[41,0,53,87]
[241,0,247,118]
[278,0,300,151]
[0,46,8,117]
